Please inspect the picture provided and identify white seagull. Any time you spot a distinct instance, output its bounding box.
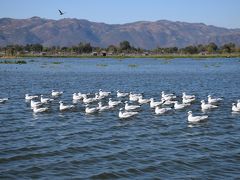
[129,92,142,101]
[116,90,129,98]
[119,108,138,119]
[155,106,172,115]
[33,106,49,113]
[85,104,99,114]
[187,111,208,123]
[182,92,195,99]
[138,96,150,104]
[99,89,111,97]
[207,95,223,104]
[108,98,121,107]
[72,93,82,100]
[174,101,190,110]
[59,101,74,111]
[149,98,164,108]
[125,101,141,111]
[182,97,195,104]
[201,100,218,111]
[52,90,63,97]
[25,94,38,100]
[237,100,240,108]
[161,91,176,100]
[83,96,97,104]
[162,98,177,105]
[0,98,8,103]
[30,100,43,109]
[98,102,112,111]
[232,103,240,112]
[40,95,54,104]
[78,92,89,100]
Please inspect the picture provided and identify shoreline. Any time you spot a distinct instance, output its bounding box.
[0,53,240,59]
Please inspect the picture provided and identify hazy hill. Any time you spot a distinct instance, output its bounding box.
[0,17,240,49]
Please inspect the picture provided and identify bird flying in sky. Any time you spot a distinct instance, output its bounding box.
[58,9,65,15]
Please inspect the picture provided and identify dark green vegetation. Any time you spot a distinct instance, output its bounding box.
[0,60,27,64]
[0,41,239,58]
[128,64,139,68]
[96,64,108,67]
[51,62,63,64]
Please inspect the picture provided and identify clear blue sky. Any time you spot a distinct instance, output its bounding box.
[1,0,240,28]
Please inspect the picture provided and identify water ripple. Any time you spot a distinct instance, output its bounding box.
[1,58,240,179]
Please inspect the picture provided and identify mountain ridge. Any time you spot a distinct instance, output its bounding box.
[0,17,240,49]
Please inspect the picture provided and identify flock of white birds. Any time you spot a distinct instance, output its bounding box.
[1,89,240,123]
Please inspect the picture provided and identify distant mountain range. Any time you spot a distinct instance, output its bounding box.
[0,17,240,49]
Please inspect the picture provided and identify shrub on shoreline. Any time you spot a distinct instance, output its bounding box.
[0,60,27,64]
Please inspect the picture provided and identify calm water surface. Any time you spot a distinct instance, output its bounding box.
[0,58,240,179]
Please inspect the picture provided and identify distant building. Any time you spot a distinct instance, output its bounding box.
[101,51,107,56]
[108,52,113,56]
[92,52,98,56]
[0,51,5,55]
[199,51,208,55]
[41,52,47,56]
[143,52,149,56]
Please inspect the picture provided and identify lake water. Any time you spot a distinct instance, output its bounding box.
[0,57,240,179]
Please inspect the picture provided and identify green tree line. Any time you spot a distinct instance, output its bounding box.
[0,41,239,56]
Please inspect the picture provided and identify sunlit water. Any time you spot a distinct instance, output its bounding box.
[0,58,240,179]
